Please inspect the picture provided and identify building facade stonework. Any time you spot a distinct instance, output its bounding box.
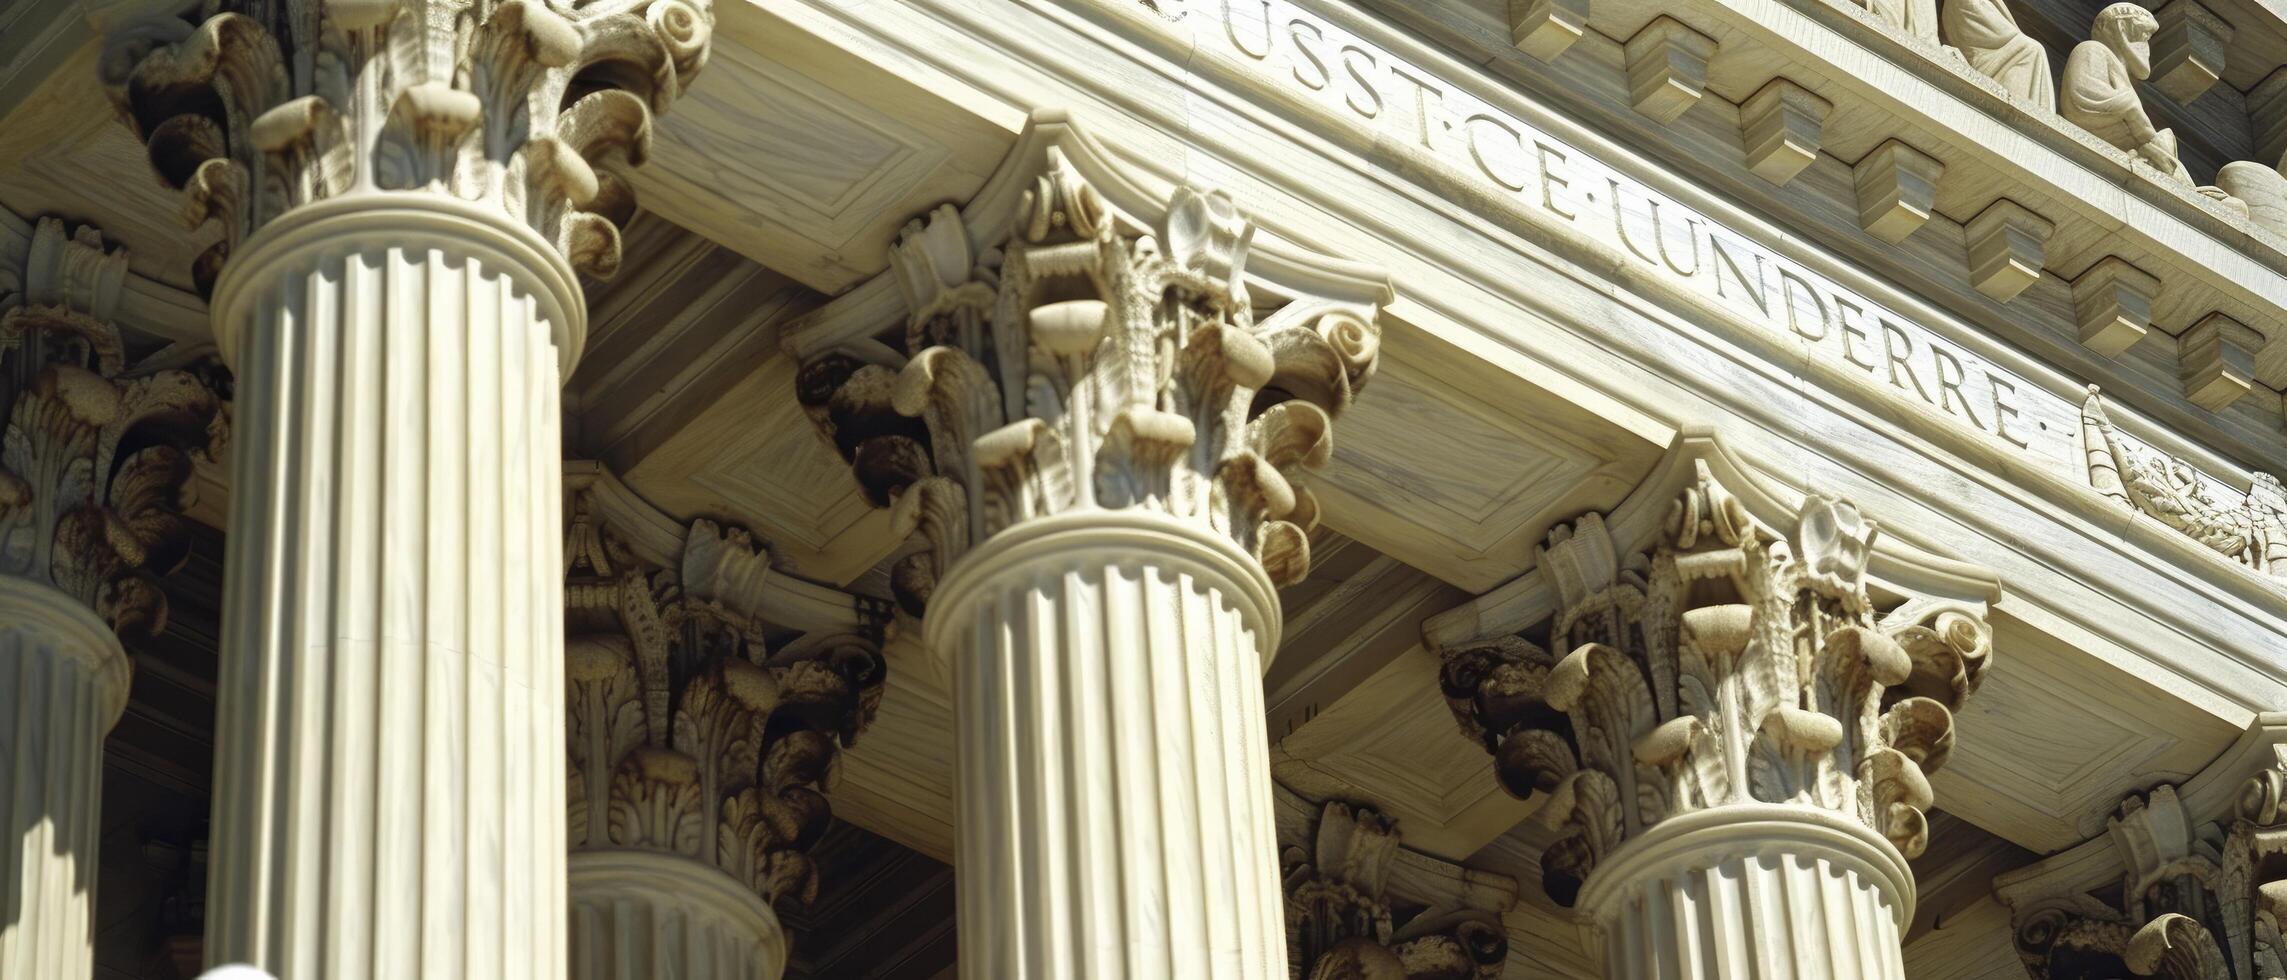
[2,0,2286,976]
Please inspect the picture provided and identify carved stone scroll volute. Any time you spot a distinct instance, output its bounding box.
[562,483,886,918]
[0,216,225,647]
[105,0,714,293]
[798,142,1382,614]
[1282,801,1509,980]
[1438,460,1992,911]
[0,216,225,980]
[2005,757,2287,980]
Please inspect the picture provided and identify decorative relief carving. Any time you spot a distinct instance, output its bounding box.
[1283,801,1508,980]
[563,486,885,910]
[0,217,224,635]
[2061,4,2216,192]
[105,0,714,291]
[798,146,1381,612]
[2081,387,2287,579]
[1942,0,2054,109]
[2006,761,2287,979]
[1436,463,1990,907]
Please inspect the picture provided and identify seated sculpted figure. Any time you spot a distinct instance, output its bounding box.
[2062,3,2186,181]
[1942,0,2053,110]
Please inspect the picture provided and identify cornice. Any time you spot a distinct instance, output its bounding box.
[1424,426,2005,653]
[1994,711,2287,903]
[781,109,1394,363]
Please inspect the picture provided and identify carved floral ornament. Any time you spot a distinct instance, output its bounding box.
[796,121,1387,615]
[1435,454,1994,908]
[0,217,225,637]
[1283,800,1509,980]
[103,0,713,292]
[2004,753,2287,980]
[562,468,888,911]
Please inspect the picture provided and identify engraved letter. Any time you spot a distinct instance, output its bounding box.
[1388,63,1447,149]
[1340,45,1385,118]
[1879,319,1935,403]
[1467,114,1530,191]
[1711,236,1769,317]
[1932,346,1985,428]
[1537,143,1579,220]
[1649,201,1702,277]
[1780,269,1831,341]
[1223,0,1274,59]
[1988,372,2030,447]
[1837,297,1880,371]
[1290,20,1332,90]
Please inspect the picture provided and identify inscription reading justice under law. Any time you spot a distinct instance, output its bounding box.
[1160,0,2081,467]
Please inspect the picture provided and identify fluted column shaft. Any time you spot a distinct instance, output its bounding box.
[203,196,579,979]
[1579,805,1912,980]
[0,578,129,980]
[925,510,1287,979]
[568,852,788,980]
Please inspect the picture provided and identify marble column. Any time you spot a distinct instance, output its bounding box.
[1438,468,1994,979]
[560,476,886,980]
[106,1,712,975]
[0,217,221,980]
[800,146,1385,977]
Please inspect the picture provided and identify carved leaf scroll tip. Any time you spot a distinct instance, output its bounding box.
[801,150,1384,609]
[1436,466,1988,905]
[106,0,714,290]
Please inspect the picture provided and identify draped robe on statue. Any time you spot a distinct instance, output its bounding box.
[1943,0,2055,110]
[2059,32,2190,187]
[1868,0,1941,43]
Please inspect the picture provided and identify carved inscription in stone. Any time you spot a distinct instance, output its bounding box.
[1161,0,2080,469]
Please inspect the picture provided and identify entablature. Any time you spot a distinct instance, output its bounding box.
[1352,0,2287,406]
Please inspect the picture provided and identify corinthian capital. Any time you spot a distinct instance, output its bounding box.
[0,216,225,639]
[104,0,712,291]
[1435,451,1993,908]
[797,117,1388,613]
[561,464,888,910]
[1283,800,1511,980]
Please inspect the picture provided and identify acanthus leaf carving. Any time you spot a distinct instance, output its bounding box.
[105,0,715,292]
[563,475,885,912]
[798,145,1383,613]
[0,217,225,637]
[1282,800,1508,980]
[1437,462,1991,907]
[2005,757,2287,980]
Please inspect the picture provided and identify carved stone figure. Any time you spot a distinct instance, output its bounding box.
[2082,387,2287,578]
[2063,4,2189,181]
[1437,462,1991,906]
[1863,0,1941,45]
[1942,0,2055,110]
[1283,801,1509,980]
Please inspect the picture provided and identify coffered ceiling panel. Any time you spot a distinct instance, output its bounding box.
[1935,610,2241,853]
[631,0,1012,294]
